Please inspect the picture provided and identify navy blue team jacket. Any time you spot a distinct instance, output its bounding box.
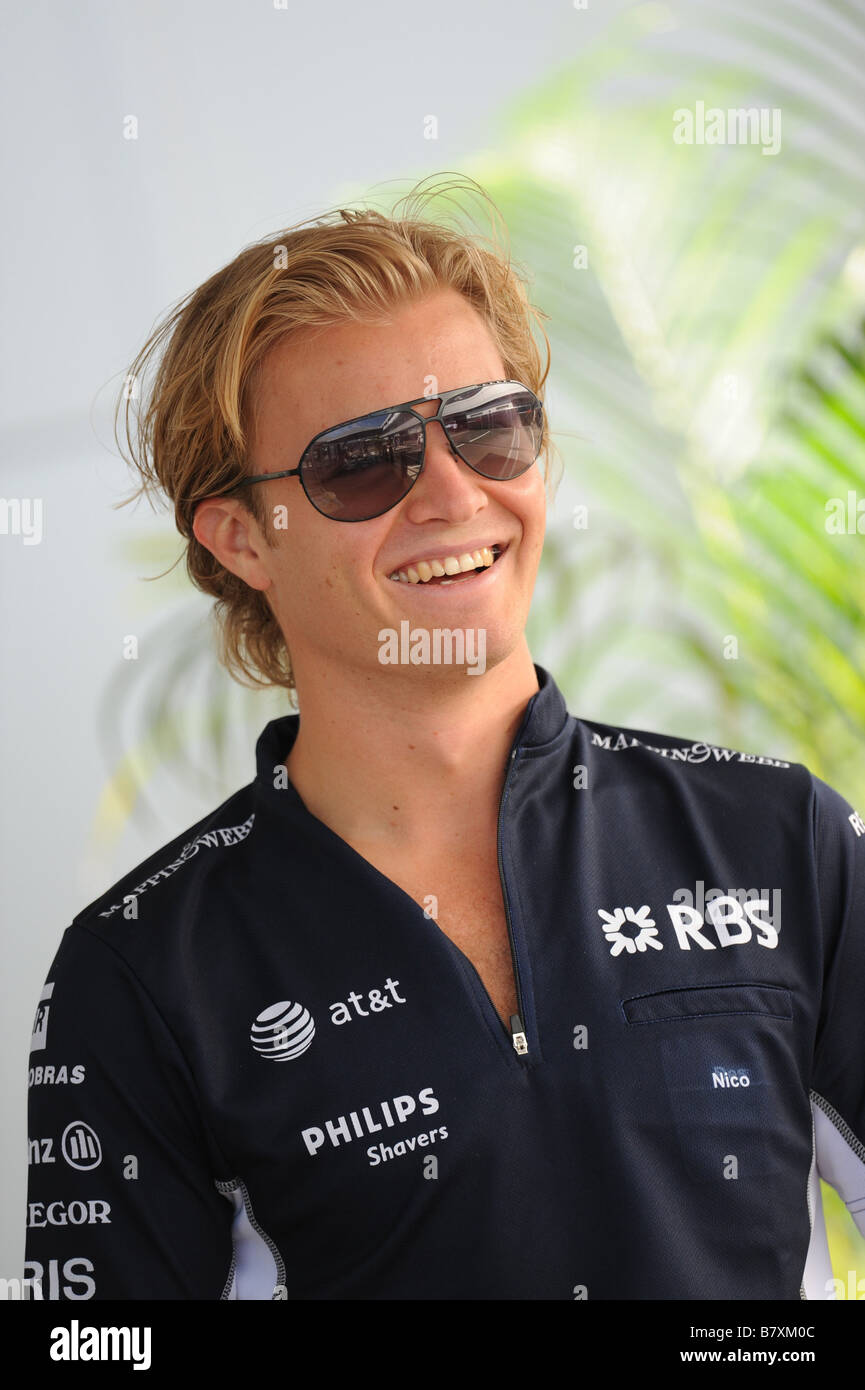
[23,666,865,1299]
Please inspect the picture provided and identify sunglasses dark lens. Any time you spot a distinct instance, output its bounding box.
[302,411,424,520]
[444,385,543,480]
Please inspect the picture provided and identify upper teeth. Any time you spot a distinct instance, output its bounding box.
[388,546,499,584]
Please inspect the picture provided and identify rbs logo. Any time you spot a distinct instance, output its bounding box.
[599,893,780,957]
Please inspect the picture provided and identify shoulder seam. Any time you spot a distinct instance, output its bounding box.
[74,806,257,926]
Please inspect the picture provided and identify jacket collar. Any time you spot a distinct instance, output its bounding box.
[254,663,570,811]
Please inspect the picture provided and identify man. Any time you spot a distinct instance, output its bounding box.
[24,181,865,1300]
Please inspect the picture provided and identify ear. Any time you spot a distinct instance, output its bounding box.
[192,497,273,592]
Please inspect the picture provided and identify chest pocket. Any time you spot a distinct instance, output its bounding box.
[622,983,794,1184]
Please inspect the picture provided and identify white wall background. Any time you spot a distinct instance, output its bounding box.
[0,0,619,1284]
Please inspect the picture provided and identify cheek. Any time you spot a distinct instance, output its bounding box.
[515,480,546,567]
[506,462,545,504]
[304,546,377,610]
[265,538,327,624]
[508,472,546,540]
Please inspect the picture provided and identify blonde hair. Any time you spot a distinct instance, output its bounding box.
[115,173,556,694]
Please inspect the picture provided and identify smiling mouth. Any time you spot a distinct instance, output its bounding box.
[388,544,506,586]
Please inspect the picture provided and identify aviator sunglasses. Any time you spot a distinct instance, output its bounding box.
[225,379,545,522]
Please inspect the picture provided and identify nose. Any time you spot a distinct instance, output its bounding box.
[401,410,489,521]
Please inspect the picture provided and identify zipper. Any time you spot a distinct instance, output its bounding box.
[510,1015,528,1055]
[497,744,529,1059]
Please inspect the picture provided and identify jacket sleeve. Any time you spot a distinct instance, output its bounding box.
[810,774,865,1239]
[24,923,235,1299]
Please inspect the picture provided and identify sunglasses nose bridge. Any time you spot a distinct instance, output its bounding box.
[414,409,463,470]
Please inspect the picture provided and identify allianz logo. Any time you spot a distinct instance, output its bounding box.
[28,1121,102,1171]
[599,885,781,956]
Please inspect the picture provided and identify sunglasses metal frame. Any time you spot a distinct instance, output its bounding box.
[223,378,544,521]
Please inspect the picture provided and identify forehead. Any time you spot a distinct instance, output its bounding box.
[249,288,506,455]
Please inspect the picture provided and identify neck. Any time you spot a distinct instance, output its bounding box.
[284,639,540,856]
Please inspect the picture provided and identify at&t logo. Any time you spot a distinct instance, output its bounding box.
[250,1001,315,1062]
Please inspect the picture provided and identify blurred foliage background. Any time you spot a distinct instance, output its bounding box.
[100,0,865,1290]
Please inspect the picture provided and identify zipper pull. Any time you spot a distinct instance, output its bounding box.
[510,1014,528,1056]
